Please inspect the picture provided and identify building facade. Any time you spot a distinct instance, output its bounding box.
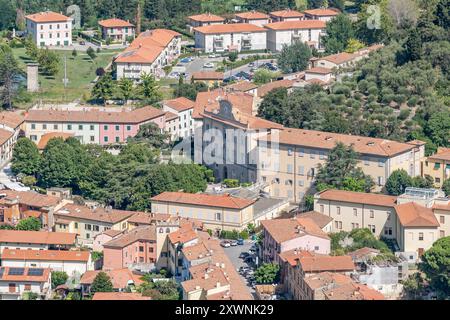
[26,11,73,47]
[99,18,135,42]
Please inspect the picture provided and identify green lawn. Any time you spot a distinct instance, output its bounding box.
[12,48,121,107]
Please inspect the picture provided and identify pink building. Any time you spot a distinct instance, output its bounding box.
[103,226,157,270]
[261,215,332,264]
[93,229,125,252]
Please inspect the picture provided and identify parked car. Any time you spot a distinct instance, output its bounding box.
[223,76,237,83]
[230,240,238,246]
[220,240,231,248]
[203,62,215,68]
[237,239,244,246]
[239,252,250,259]
[248,62,255,67]
[244,256,254,263]
[208,53,219,58]
[79,40,86,45]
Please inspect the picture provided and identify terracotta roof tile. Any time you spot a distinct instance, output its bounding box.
[37,132,74,150]
[304,271,353,290]
[26,11,71,23]
[1,249,90,262]
[307,67,333,74]
[304,8,340,17]
[225,81,258,92]
[299,255,355,272]
[164,97,195,112]
[264,20,326,31]
[80,269,143,288]
[99,18,134,28]
[55,204,136,224]
[192,71,224,80]
[324,282,385,300]
[0,190,61,208]
[236,11,270,20]
[103,226,156,248]
[428,147,450,162]
[0,111,25,129]
[0,266,50,282]
[297,211,333,229]
[151,192,255,209]
[317,190,398,207]
[194,23,267,35]
[0,230,76,245]
[188,13,225,23]
[395,202,440,227]
[0,129,14,145]
[257,79,294,97]
[92,292,151,300]
[127,212,171,225]
[261,217,329,244]
[319,52,360,65]
[269,9,305,18]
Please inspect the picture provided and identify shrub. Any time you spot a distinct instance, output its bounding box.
[223,179,239,188]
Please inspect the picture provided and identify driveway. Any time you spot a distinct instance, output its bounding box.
[222,240,258,297]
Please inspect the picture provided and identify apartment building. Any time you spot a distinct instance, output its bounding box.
[26,11,72,47]
[422,147,450,187]
[99,18,135,43]
[269,9,305,22]
[0,230,77,253]
[0,249,92,276]
[256,128,425,203]
[53,204,136,246]
[167,226,199,278]
[151,192,256,232]
[278,249,355,300]
[0,190,66,228]
[235,11,270,27]
[102,226,157,271]
[198,98,283,183]
[265,20,326,51]
[162,97,195,140]
[187,13,225,31]
[261,215,331,264]
[93,229,125,252]
[194,23,267,53]
[304,8,340,22]
[25,105,166,145]
[314,188,450,258]
[115,29,181,80]
[0,112,25,167]
[0,267,51,300]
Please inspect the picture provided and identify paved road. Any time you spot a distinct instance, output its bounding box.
[222,241,258,297]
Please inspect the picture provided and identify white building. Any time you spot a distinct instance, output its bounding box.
[0,230,77,254]
[304,8,340,22]
[265,20,326,52]
[187,13,225,31]
[194,24,267,53]
[304,67,334,83]
[115,29,181,80]
[235,11,270,27]
[25,11,73,47]
[0,267,51,300]
[0,249,93,276]
[0,112,25,168]
[162,97,195,140]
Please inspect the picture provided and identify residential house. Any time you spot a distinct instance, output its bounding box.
[102,226,157,271]
[235,11,270,27]
[261,216,331,264]
[224,81,259,96]
[0,190,66,228]
[304,67,334,83]
[93,229,126,252]
[191,71,224,88]
[256,79,296,104]
[323,282,385,300]
[115,29,181,80]
[269,9,305,22]
[98,18,135,43]
[0,112,25,167]
[167,225,199,278]
[422,147,450,188]
[0,249,93,276]
[297,210,334,233]
[53,204,136,247]
[304,8,340,22]
[265,20,326,52]
[188,13,225,32]
[80,268,143,296]
[0,267,51,300]
[162,97,195,140]
[25,11,73,47]
[0,230,76,253]
[127,212,171,230]
[194,24,267,53]
[257,128,425,203]
[25,105,167,145]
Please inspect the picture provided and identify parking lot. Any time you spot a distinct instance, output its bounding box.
[221,240,259,297]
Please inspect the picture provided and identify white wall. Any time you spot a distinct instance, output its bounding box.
[1,259,91,276]
[25,121,100,145]
[196,31,267,53]
[26,20,72,47]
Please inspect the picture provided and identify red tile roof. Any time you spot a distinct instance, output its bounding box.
[324,282,385,300]
[194,23,267,35]
[0,111,25,129]
[164,97,195,112]
[304,8,340,17]
[1,249,90,262]
[26,11,71,23]
[92,292,151,300]
[151,192,256,209]
[270,9,305,18]
[297,211,333,229]
[168,227,198,245]
[0,266,50,282]
[395,202,440,227]
[192,71,224,80]
[236,11,270,20]
[307,67,333,74]
[188,13,225,23]
[319,52,360,65]
[428,147,450,162]
[0,230,76,245]
[55,204,136,224]
[299,255,355,273]
[304,271,352,290]
[264,20,326,31]
[261,217,329,244]
[127,212,171,225]
[103,226,156,248]
[0,190,61,208]
[37,132,74,150]
[99,18,134,28]
[259,128,416,157]
[257,79,295,97]
[81,269,143,289]
[0,129,14,146]
[316,189,398,207]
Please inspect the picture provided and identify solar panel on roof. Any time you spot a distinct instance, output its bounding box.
[27,268,44,276]
[8,267,25,276]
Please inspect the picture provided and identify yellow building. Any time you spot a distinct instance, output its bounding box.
[422,147,450,188]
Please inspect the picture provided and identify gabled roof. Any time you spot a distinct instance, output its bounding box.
[26,11,71,23]
[0,230,76,245]
[269,9,305,18]
[428,147,450,162]
[194,23,267,35]
[55,204,136,224]
[188,13,225,23]
[103,226,156,248]
[37,132,74,150]
[264,20,326,31]
[168,227,198,245]
[0,190,61,208]
[319,52,360,65]
[0,111,25,129]
[92,292,151,300]
[163,97,195,112]
[1,249,90,262]
[316,190,398,207]
[259,128,416,157]
[304,8,340,17]
[0,129,14,146]
[80,269,143,288]
[323,282,385,300]
[192,71,224,80]
[225,81,258,93]
[99,18,134,28]
[235,11,270,20]
[257,79,295,97]
[261,217,329,244]
[306,67,333,74]
[0,267,50,283]
[299,255,355,273]
[151,192,256,210]
[127,212,171,225]
[297,211,333,229]
[395,202,440,228]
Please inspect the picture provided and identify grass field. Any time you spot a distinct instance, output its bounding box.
[12,48,121,107]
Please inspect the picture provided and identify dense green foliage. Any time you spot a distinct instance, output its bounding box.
[330,228,392,255]
[419,236,450,298]
[11,137,41,176]
[0,44,21,109]
[277,41,312,73]
[51,271,69,289]
[385,169,434,195]
[315,143,375,193]
[11,136,209,211]
[140,275,180,300]
[91,271,114,293]
[15,217,42,231]
[322,14,355,54]
[254,263,280,284]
